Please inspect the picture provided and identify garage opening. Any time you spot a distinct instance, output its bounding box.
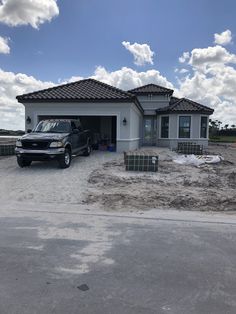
[38,115,117,152]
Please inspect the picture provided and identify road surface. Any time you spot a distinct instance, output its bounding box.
[0,205,236,314]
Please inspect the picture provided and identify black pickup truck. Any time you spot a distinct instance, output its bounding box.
[15,119,92,168]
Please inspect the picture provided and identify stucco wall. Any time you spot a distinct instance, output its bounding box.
[22,100,211,152]
[130,104,142,145]
[137,95,170,112]
[157,113,210,149]
[117,139,140,152]
[158,138,208,149]
[23,101,142,152]
[167,113,209,139]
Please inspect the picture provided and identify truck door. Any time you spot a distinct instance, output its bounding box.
[71,121,81,153]
[77,120,87,147]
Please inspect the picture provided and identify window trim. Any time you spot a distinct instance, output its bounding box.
[178,115,192,139]
[200,115,209,139]
[159,115,170,139]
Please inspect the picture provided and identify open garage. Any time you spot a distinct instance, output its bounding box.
[38,115,117,151]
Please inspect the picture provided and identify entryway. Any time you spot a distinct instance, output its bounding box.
[143,116,157,145]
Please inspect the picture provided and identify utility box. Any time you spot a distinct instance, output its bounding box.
[124,152,158,172]
[177,142,203,155]
[0,144,15,156]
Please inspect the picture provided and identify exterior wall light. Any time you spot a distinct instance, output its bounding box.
[123,117,127,126]
[26,116,31,124]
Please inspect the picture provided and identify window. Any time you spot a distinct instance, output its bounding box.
[161,116,169,138]
[71,119,83,132]
[179,116,191,138]
[200,116,208,138]
[34,120,71,133]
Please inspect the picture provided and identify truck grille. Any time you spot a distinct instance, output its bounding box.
[21,140,50,150]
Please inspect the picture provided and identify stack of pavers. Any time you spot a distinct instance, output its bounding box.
[124,151,158,172]
[0,139,16,156]
[177,142,203,155]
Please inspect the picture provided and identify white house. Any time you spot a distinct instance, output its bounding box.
[17,79,214,152]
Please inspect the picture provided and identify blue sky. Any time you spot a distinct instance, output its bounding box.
[0,0,236,129]
[1,0,236,82]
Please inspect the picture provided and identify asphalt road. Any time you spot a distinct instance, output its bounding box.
[0,207,236,314]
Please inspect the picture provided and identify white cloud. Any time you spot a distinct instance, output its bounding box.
[179,51,190,63]
[90,66,173,90]
[189,45,236,71]
[0,69,54,130]
[175,68,189,74]
[0,0,59,29]
[3,35,236,130]
[214,29,232,46]
[69,66,174,91]
[179,68,188,74]
[122,41,154,66]
[178,71,236,125]
[0,36,10,54]
[177,45,236,125]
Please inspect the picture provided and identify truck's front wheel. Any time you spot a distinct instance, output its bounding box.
[17,157,32,168]
[58,148,71,169]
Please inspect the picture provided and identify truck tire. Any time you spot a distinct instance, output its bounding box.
[58,148,71,169]
[83,142,92,157]
[17,157,32,168]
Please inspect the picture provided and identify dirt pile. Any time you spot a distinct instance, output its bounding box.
[86,145,236,211]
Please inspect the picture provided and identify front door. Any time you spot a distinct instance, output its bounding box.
[143,116,157,146]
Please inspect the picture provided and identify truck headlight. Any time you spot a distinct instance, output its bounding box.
[16,140,22,147]
[49,141,63,148]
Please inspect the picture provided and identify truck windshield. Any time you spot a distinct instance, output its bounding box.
[34,121,71,133]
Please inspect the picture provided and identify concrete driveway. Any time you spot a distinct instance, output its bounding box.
[1,206,236,314]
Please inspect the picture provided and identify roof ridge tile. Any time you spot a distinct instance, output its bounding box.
[16,78,134,102]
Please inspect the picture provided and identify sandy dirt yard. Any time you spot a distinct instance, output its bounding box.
[86,144,236,211]
[0,152,117,206]
[0,144,235,212]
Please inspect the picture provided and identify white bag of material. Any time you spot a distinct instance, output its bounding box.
[200,155,223,164]
[173,155,223,167]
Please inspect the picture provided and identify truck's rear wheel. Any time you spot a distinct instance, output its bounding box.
[17,157,32,168]
[83,143,92,156]
[58,148,71,169]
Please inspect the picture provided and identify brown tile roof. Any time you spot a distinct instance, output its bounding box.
[16,78,213,114]
[157,97,214,114]
[128,84,174,95]
[16,78,135,103]
[169,96,180,105]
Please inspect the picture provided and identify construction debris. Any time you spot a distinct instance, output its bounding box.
[86,145,236,212]
[173,154,223,167]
